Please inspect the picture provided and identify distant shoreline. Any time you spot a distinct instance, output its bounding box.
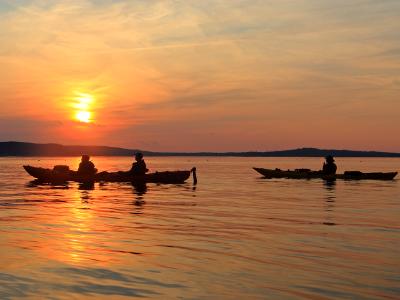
[1,141,400,157]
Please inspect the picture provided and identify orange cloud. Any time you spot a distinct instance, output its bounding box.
[0,1,399,151]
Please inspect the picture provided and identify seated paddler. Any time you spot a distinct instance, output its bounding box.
[77,155,98,176]
[129,152,148,176]
[322,155,337,175]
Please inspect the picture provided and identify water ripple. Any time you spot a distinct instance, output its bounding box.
[0,157,399,299]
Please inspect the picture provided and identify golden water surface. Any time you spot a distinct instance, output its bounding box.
[0,157,399,299]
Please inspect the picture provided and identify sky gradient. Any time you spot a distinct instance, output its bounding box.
[0,0,399,151]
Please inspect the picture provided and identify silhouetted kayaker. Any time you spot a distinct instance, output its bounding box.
[322,155,337,175]
[77,155,97,175]
[129,152,148,175]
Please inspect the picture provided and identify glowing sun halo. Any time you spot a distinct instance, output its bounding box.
[73,93,94,123]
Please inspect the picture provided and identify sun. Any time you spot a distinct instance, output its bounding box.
[75,111,91,123]
[72,92,94,123]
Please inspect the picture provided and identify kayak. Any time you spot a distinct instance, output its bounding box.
[253,167,397,180]
[23,165,196,184]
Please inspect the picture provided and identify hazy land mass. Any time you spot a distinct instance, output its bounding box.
[1,142,400,157]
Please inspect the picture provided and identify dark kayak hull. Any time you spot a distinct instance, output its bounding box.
[253,168,397,180]
[23,165,194,184]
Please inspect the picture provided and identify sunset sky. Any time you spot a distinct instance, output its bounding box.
[0,0,399,152]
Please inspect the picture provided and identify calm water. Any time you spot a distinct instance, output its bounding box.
[0,157,399,299]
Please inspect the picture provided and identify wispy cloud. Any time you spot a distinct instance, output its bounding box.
[0,0,399,151]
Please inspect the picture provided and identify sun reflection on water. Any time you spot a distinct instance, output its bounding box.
[62,188,94,264]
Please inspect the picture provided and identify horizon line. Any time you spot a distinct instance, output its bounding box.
[1,141,400,155]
